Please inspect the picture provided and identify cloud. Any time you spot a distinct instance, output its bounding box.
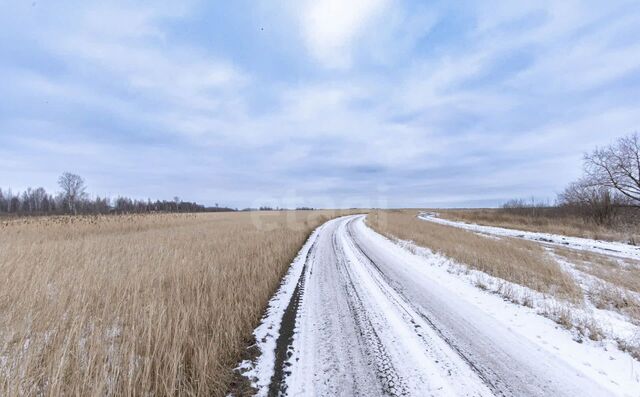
[7,1,249,142]
[296,0,438,69]
[1,1,640,208]
[299,0,391,68]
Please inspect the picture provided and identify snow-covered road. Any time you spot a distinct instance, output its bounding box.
[242,215,638,397]
[419,212,640,261]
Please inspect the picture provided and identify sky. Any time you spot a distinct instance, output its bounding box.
[1,0,639,209]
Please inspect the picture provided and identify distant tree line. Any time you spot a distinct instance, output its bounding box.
[239,206,316,211]
[502,132,640,225]
[0,172,235,216]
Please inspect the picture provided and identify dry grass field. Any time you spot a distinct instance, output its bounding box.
[437,209,640,243]
[553,247,640,323]
[367,210,581,301]
[367,210,640,357]
[0,211,347,396]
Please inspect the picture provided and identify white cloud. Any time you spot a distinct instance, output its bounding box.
[3,1,640,207]
[13,1,251,144]
[300,0,391,68]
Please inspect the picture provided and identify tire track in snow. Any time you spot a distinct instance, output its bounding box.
[332,230,409,397]
[344,219,511,396]
[267,236,318,396]
[257,215,619,397]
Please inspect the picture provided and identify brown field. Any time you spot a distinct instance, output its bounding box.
[552,247,640,323]
[367,210,581,301]
[436,208,640,243]
[368,210,640,354]
[553,248,640,294]
[0,211,350,396]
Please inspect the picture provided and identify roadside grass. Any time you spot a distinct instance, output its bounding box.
[436,208,640,243]
[368,210,640,356]
[553,247,640,324]
[552,247,640,293]
[589,283,640,323]
[366,210,581,302]
[0,211,347,396]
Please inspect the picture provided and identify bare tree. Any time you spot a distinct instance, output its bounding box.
[557,178,619,224]
[32,187,47,212]
[585,132,640,206]
[0,188,5,213]
[6,188,14,213]
[58,172,87,214]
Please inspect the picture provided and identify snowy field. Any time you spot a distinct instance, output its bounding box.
[419,212,640,261]
[236,215,640,397]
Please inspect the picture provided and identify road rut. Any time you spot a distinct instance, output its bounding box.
[264,215,617,396]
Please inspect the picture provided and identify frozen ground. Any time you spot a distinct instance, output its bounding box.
[419,212,640,261]
[237,215,640,397]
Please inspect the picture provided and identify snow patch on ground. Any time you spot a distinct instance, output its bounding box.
[359,222,640,395]
[240,215,640,396]
[419,212,640,261]
[417,211,640,350]
[395,238,639,345]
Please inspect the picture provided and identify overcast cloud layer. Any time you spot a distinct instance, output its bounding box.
[1,0,639,208]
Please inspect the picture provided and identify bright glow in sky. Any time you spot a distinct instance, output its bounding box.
[1,0,639,208]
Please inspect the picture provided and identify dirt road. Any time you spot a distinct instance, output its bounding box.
[248,215,632,396]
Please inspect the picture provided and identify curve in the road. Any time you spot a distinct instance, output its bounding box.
[266,215,616,397]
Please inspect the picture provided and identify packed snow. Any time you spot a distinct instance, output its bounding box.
[236,215,640,397]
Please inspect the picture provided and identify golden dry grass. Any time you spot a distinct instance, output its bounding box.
[553,247,640,323]
[367,210,640,357]
[0,211,347,396]
[553,247,640,293]
[437,209,640,243]
[367,210,581,301]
